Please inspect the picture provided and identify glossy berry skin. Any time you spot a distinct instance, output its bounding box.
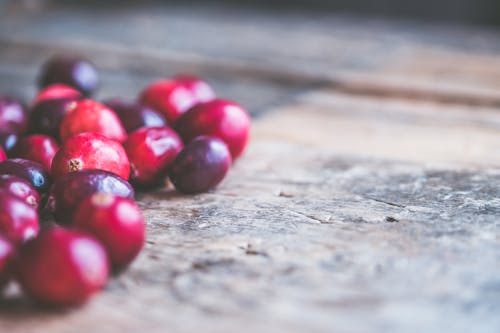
[0,190,39,244]
[11,135,59,171]
[51,132,130,180]
[175,99,250,159]
[38,55,99,97]
[175,75,216,103]
[60,99,127,142]
[139,77,214,124]
[16,228,109,306]
[104,99,167,133]
[0,175,40,208]
[0,146,5,162]
[123,127,183,188]
[0,132,18,153]
[0,235,14,291]
[0,158,51,194]
[169,136,231,194]
[47,169,134,224]
[0,96,28,135]
[74,194,145,270]
[32,84,82,106]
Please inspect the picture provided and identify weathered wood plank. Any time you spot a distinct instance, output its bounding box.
[2,3,500,107]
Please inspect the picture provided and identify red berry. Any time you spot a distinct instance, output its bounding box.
[0,95,28,135]
[0,175,40,208]
[74,194,145,269]
[169,136,231,194]
[11,135,59,171]
[38,55,99,97]
[104,99,167,133]
[0,158,51,194]
[139,77,213,124]
[175,99,250,159]
[0,146,5,162]
[16,228,109,306]
[123,126,183,188]
[0,190,39,244]
[32,84,82,106]
[59,99,127,142]
[175,75,215,104]
[0,235,14,292]
[51,132,130,180]
[47,169,135,224]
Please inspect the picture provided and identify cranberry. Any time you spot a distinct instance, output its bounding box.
[0,235,14,291]
[0,190,39,244]
[11,135,59,171]
[139,77,214,124]
[47,169,134,224]
[123,126,183,188]
[51,132,130,180]
[0,146,5,162]
[0,95,28,135]
[104,99,167,133]
[0,175,40,208]
[169,136,231,194]
[74,193,145,270]
[60,99,127,142]
[0,132,18,152]
[38,55,99,97]
[175,75,216,104]
[0,158,51,194]
[32,84,82,106]
[29,86,82,139]
[175,99,250,159]
[16,227,109,306]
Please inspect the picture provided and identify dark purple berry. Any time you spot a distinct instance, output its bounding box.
[38,55,99,97]
[0,159,51,194]
[104,99,167,133]
[169,136,231,194]
[47,169,134,224]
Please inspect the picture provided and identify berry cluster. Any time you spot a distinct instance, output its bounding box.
[0,55,251,306]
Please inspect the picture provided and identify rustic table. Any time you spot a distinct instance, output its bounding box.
[0,2,499,333]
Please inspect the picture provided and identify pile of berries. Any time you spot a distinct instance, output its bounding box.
[0,55,251,306]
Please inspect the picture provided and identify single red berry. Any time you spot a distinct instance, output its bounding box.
[59,99,127,142]
[139,78,209,124]
[0,235,14,292]
[169,136,231,194]
[74,193,145,270]
[38,55,99,97]
[0,95,28,135]
[47,169,135,224]
[123,126,183,188]
[0,146,5,162]
[16,227,109,306]
[0,175,40,208]
[51,132,130,180]
[32,84,82,106]
[29,85,82,139]
[103,99,167,133]
[11,135,59,171]
[0,158,51,194]
[174,99,250,159]
[0,190,39,244]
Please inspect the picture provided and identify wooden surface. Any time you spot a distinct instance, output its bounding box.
[1,2,500,333]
